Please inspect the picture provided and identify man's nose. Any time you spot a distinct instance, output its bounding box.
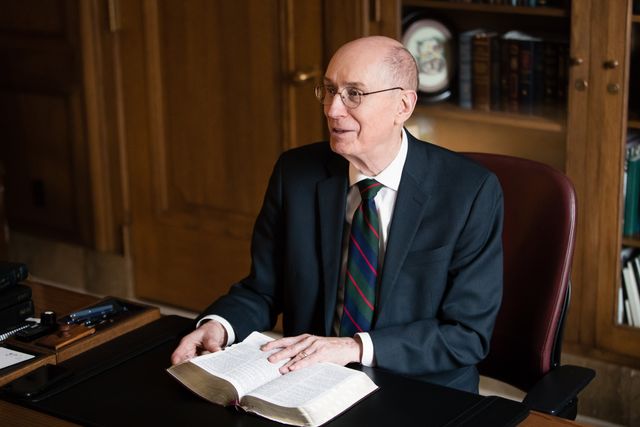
[326,92,347,118]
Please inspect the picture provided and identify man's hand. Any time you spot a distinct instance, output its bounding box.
[261,334,362,374]
[170,320,228,365]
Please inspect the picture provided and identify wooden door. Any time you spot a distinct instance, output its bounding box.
[589,1,635,357]
[563,0,594,345]
[565,0,629,353]
[0,0,94,246]
[115,0,325,310]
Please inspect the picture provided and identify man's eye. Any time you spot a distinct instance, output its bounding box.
[325,86,338,95]
[346,88,361,97]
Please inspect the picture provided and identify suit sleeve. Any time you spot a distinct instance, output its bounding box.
[370,172,504,376]
[198,157,285,341]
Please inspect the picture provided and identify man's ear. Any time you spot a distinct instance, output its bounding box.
[395,90,418,124]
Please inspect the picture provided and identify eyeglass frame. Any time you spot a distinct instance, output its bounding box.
[314,84,404,109]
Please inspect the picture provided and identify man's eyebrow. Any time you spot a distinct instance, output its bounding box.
[322,78,365,88]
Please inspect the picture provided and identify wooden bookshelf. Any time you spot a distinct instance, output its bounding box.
[590,0,640,361]
[415,103,565,132]
[622,236,640,248]
[388,0,640,364]
[402,0,567,17]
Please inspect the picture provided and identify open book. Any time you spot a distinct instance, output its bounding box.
[167,331,378,426]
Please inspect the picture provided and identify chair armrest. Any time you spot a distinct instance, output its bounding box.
[522,365,595,417]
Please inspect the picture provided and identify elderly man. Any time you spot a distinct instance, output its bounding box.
[171,36,503,393]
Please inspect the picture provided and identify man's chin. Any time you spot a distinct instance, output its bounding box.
[329,138,352,156]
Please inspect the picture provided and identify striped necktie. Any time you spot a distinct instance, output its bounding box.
[340,179,383,337]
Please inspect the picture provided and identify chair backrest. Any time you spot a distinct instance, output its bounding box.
[462,152,577,392]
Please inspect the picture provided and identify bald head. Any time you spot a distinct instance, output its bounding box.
[332,36,419,91]
[322,36,418,176]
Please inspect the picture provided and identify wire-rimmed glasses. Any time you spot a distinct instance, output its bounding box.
[314,84,403,109]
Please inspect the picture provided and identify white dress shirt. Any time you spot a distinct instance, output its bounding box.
[333,130,408,366]
[199,130,409,366]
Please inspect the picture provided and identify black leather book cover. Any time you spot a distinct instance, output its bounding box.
[0,262,29,291]
[0,284,32,311]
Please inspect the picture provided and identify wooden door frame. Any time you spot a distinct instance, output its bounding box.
[77,0,126,253]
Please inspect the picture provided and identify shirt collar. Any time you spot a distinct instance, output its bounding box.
[349,129,408,191]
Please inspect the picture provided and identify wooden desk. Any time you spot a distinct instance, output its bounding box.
[521,412,586,426]
[0,400,78,427]
[0,282,89,425]
[0,282,100,388]
[27,281,100,317]
[0,288,578,427]
[0,281,160,385]
[0,402,585,427]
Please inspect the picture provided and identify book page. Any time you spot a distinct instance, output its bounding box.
[247,363,371,406]
[190,331,288,398]
[242,363,378,426]
[243,363,378,426]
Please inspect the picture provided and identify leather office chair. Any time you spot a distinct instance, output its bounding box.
[462,152,595,419]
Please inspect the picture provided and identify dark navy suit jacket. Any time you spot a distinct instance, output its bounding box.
[201,132,504,392]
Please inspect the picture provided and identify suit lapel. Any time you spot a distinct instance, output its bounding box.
[375,136,432,325]
[318,155,348,335]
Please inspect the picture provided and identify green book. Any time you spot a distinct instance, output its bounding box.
[624,144,640,236]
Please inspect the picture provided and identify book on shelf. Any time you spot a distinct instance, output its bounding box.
[502,31,544,114]
[499,35,510,112]
[0,300,34,330]
[466,29,568,116]
[503,34,520,113]
[541,41,559,116]
[620,248,631,326]
[625,298,633,326]
[531,0,567,5]
[446,20,570,115]
[618,280,628,325]
[0,262,28,292]
[619,247,640,328]
[623,133,640,236]
[489,32,502,111]
[627,258,640,327]
[518,38,536,114]
[445,0,564,6]
[168,331,378,427]
[0,285,32,312]
[472,31,499,112]
[458,29,485,109]
[555,40,569,108]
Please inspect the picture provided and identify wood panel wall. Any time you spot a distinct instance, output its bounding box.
[0,0,93,245]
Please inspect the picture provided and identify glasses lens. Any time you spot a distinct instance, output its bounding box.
[314,85,325,103]
[344,87,361,108]
[314,85,361,108]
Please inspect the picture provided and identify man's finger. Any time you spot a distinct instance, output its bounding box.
[202,337,223,353]
[261,334,309,351]
[171,343,196,365]
[280,347,317,372]
[267,336,317,363]
[267,344,301,363]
